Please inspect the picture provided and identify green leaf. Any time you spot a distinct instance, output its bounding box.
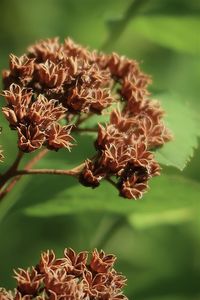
[128,208,193,229]
[106,3,200,56]
[23,174,200,217]
[155,93,199,170]
[132,16,200,56]
[130,16,200,55]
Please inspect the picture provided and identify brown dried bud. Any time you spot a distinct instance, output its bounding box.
[46,123,74,151]
[99,144,131,174]
[37,60,68,88]
[28,37,64,63]
[9,54,35,79]
[63,248,88,276]
[14,268,42,295]
[28,95,66,127]
[119,173,148,200]
[79,160,104,188]
[139,116,172,148]
[90,249,116,273]
[17,124,45,152]
[2,83,32,107]
[90,88,113,114]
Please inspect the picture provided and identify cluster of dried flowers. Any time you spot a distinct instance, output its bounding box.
[1,37,172,199]
[0,248,127,300]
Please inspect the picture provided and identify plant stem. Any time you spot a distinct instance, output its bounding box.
[0,148,49,201]
[14,163,85,177]
[0,150,24,189]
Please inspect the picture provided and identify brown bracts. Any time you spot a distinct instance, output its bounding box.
[1,37,172,200]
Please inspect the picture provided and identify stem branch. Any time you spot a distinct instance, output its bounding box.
[0,148,49,201]
[14,163,85,177]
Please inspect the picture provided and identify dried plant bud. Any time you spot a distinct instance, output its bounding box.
[139,116,172,148]
[9,54,35,79]
[90,249,116,273]
[37,60,68,88]
[0,247,128,299]
[2,83,32,107]
[79,160,104,188]
[62,248,88,276]
[46,123,74,151]
[2,37,172,199]
[90,89,113,114]
[17,124,45,152]
[14,267,42,295]
[119,173,149,200]
[28,95,66,127]
[99,144,131,174]
[67,86,92,113]
[28,37,63,63]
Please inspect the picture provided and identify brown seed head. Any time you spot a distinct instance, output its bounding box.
[1,37,172,199]
[0,247,128,299]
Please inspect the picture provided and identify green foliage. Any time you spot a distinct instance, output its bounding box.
[22,174,200,219]
[132,16,200,56]
[0,0,200,299]
[155,94,199,170]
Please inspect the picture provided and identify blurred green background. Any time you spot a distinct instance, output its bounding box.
[0,0,200,299]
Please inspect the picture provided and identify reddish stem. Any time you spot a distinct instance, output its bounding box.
[0,150,24,189]
[0,148,48,201]
[14,163,85,177]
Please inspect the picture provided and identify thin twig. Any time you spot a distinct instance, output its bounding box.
[15,163,85,177]
[0,150,24,189]
[0,148,49,201]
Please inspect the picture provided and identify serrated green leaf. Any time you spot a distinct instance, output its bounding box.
[155,93,199,170]
[23,174,200,217]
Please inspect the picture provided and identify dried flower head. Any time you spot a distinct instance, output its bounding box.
[0,247,128,299]
[1,37,172,199]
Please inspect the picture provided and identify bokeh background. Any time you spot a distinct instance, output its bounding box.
[0,0,200,299]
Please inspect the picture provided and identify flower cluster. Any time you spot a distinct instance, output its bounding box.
[1,37,172,199]
[0,248,128,299]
